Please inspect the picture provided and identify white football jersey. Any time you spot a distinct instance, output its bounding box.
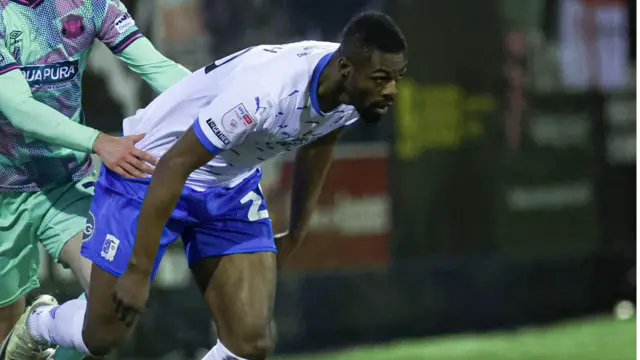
[123,41,359,190]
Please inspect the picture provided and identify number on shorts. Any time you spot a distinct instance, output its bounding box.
[241,191,269,221]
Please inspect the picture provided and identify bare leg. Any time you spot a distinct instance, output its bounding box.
[81,263,137,356]
[0,296,25,342]
[191,252,277,360]
[58,232,92,294]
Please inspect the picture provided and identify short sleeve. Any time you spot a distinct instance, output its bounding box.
[0,17,19,75]
[192,89,275,154]
[94,0,144,54]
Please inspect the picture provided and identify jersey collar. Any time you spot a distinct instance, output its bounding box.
[309,52,334,117]
[8,0,45,8]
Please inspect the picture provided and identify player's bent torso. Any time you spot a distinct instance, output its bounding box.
[124,41,359,190]
[0,0,96,192]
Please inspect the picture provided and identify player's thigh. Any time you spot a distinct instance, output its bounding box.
[0,296,25,342]
[190,252,277,352]
[0,191,47,307]
[38,174,96,265]
[184,170,277,355]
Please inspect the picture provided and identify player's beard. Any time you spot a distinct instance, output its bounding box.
[358,108,384,123]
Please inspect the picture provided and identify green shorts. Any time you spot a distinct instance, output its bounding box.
[0,173,96,306]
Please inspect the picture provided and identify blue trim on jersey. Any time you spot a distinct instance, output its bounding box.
[192,119,222,155]
[309,52,334,116]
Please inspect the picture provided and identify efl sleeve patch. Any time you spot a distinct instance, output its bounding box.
[197,98,268,151]
[221,103,256,134]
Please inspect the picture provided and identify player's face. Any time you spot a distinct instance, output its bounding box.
[344,51,407,123]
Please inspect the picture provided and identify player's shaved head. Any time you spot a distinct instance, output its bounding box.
[339,11,407,62]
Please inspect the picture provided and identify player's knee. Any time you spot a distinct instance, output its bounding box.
[81,324,127,357]
[59,232,92,291]
[226,324,274,359]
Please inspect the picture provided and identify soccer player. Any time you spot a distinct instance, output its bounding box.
[2,11,407,360]
[0,0,189,354]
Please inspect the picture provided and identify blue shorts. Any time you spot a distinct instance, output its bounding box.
[81,166,276,279]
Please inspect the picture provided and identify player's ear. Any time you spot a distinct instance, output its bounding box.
[337,57,352,79]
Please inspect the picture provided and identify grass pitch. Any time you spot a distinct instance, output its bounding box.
[277,316,635,360]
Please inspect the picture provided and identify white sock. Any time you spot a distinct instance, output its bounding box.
[26,299,92,355]
[201,340,248,360]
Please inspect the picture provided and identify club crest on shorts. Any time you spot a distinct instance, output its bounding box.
[101,234,120,262]
[222,103,255,134]
[82,211,95,242]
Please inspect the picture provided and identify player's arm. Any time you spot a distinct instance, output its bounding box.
[125,127,213,274]
[0,55,98,153]
[95,0,190,93]
[113,77,274,321]
[276,127,345,268]
[117,39,191,93]
[126,92,273,277]
[0,67,157,176]
[111,126,211,325]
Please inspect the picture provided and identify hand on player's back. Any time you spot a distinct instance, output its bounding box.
[93,133,158,178]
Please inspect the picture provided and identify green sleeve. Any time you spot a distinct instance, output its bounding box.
[0,69,100,153]
[117,37,191,93]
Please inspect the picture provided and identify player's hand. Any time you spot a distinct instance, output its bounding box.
[93,133,158,178]
[112,268,150,327]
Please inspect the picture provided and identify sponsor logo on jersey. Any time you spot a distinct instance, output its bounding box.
[114,13,135,34]
[21,60,79,87]
[222,103,255,134]
[8,30,23,62]
[61,14,85,39]
[206,119,231,145]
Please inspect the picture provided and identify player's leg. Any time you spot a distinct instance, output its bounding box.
[57,233,92,293]
[38,175,97,294]
[191,253,277,360]
[183,169,278,360]
[0,191,49,343]
[0,169,180,358]
[4,265,126,359]
[32,175,95,360]
[0,298,25,342]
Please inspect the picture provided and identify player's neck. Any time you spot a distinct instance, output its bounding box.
[316,56,348,113]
